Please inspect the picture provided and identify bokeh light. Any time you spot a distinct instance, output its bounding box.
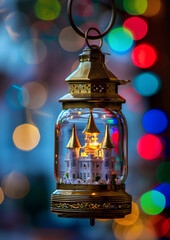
[31,21,59,43]
[140,190,166,215]
[114,202,139,225]
[0,187,4,204]
[123,17,148,40]
[156,162,170,183]
[146,215,170,238]
[133,72,161,96]
[4,11,28,41]
[123,0,147,15]
[59,26,85,52]
[108,27,133,54]
[74,0,93,17]
[21,39,47,64]
[131,44,157,68]
[13,124,40,151]
[20,81,48,110]
[2,171,30,199]
[5,84,24,110]
[113,218,143,240]
[34,0,61,21]
[142,109,168,134]
[154,184,170,208]
[143,0,161,17]
[137,134,163,160]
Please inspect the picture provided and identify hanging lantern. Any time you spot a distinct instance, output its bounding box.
[51,0,132,226]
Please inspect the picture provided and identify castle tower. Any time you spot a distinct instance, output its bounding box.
[82,111,100,155]
[66,124,81,181]
[101,124,115,181]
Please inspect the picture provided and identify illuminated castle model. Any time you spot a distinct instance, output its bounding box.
[64,112,115,184]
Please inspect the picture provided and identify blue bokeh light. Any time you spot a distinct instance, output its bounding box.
[133,72,161,96]
[108,27,133,54]
[142,109,168,134]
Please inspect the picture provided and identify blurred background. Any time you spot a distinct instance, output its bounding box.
[0,0,170,239]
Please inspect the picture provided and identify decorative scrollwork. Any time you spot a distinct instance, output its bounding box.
[51,201,131,211]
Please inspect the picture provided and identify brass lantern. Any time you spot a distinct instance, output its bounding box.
[51,0,132,226]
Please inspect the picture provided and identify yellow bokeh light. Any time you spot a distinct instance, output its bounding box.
[2,171,30,199]
[13,123,40,151]
[0,187,4,204]
[114,202,139,226]
[34,0,61,21]
[59,26,85,52]
[114,218,143,240]
[143,0,161,17]
[78,111,81,115]
[123,0,147,15]
[21,81,48,110]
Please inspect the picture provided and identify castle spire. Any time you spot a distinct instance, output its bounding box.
[101,124,115,149]
[66,124,81,149]
[82,110,100,135]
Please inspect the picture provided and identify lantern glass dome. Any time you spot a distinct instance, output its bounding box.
[55,108,128,185]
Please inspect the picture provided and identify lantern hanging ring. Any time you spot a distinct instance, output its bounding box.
[67,0,117,40]
[85,27,103,50]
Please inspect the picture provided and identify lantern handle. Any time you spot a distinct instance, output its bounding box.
[85,27,103,50]
[67,0,117,39]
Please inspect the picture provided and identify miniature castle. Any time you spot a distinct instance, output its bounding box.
[64,111,116,184]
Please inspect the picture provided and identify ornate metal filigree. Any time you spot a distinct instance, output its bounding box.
[51,201,131,210]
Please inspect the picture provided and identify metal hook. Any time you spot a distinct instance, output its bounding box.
[85,27,103,50]
[67,0,117,39]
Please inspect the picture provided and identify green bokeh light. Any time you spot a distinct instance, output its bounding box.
[108,27,133,54]
[123,0,147,15]
[156,162,170,183]
[140,190,166,215]
[35,0,61,21]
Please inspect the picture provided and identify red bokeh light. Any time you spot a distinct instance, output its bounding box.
[146,215,170,238]
[131,43,157,68]
[137,134,163,160]
[123,17,148,40]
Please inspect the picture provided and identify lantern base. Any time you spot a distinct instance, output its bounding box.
[51,184,132,220]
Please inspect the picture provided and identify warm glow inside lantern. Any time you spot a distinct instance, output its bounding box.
[51,47,132,225]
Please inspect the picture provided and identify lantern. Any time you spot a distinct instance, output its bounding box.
[51,0,132,226]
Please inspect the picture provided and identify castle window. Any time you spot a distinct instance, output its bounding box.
[67,162,69,168]
[84,164,87,169]
[105,174,108,180]
[105,160,109,167]
[73,160,76,166]
[73,174,75,179]
[96,164,99,168]
[96,173,99,176]
[80,162,82,168]
[93,173,95,178]
[80,172,82,178]
[84,172,86,179]
[87,173,90,178]
[87,162,90,168]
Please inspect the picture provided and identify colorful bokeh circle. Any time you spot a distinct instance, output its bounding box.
[133,72,161,96]
[140,190,166,215]
[131,44,157,68]
[123,0,147,15]
[123,17,148,40]
[137,134,163,160]
[34,0,61,21]
[108,27,133,54]
[142,109,168,134]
